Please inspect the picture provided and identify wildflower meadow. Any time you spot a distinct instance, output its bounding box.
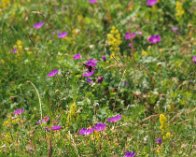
[0,0,196,156]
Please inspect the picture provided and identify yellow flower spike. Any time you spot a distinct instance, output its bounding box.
[3,133,12,144]
[165,132,171,139]
[3,119,11,127]
[0,0,10,9]
[159,114,168,132]
[106,26,122,57]
[67,102,77,126]
[176,1,185,17]
[159,114,167,124]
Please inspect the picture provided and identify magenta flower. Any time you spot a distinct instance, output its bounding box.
[86,78,93,84]
[12,48,17,54]
[148,35,161,44]
[146,0,158,7]
[85,59,98,68]
[58,32,68,38]
[107,114,122,123]
[13,108,24,115]
[47,69,59,77]
[93,123,106,132]
[192,56,196,64]
[89,0,97,4]
[125,32,136,40]
[73,53,81,60]
[156,138,162,145]
[37,116,50,125]
[97,76,104,83]
[79,128,94,135]
[102,56,106,61]
[33,22,44,29]
[124,151,136,157]
[51,125,62,131]
[83,71,94,77]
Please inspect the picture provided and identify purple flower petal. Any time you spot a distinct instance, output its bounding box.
[125,32,136,40]
[47,69,59,77]
[146,0,158,7]
[73,53,81,60]
[93,123,106,132]
[107,114,122,123]
[148,35,161,44]
[85,59,98,67]
[82,71,94,77]
[79,128,94,135]
[86,78,93,84]
[156,138,162,145]
[12,48,17,54]
[102,56,106,61]
[89,0,97,4]
[51,125,62,131]
[37,116,50,125]
[124,151,136,157]
[33,22,44,29]
[13,108,24,115]
[192,56,196,64]
[58,32,68,38]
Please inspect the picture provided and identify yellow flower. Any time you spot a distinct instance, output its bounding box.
[3,119,11,127]
[0,0,10,9]
[3,133,12,144]
[176,1,185,17]
[165,132,171,138]
[67,102,77,125]
[13,40,23,54]
[159,114,167,125]
[159,114,168,131]
[106,26,122,57]
[141,50,148,57]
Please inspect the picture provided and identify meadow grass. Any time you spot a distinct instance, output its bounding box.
[0,0,195,156]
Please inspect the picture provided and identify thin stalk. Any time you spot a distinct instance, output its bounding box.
[27,81,43,120]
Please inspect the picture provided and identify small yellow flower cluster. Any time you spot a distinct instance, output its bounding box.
[176,1,185,17]
[159,114,171,140]
[159,114,167,131]
[67,102,77,126]
[3,115,22,127]
[106,26,122,57]
[0,0,10,9]
[2,133,12,144]
[13,40,23,53]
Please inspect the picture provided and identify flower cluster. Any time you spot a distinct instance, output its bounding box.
[47,69,59,77]
[12,40,23,54]
[89,0,97,4]
[124,151,136,157]
[106,26,122,57]
[192,56,196,64]
[159,114,171,140]
[79,114,122,136]
[33,22,44,29]
[175,1,185,18]
[0,0,10,10]
[146,0,158,7]
[148,35,161,44]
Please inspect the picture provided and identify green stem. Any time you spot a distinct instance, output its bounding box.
[27,81,43,120]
